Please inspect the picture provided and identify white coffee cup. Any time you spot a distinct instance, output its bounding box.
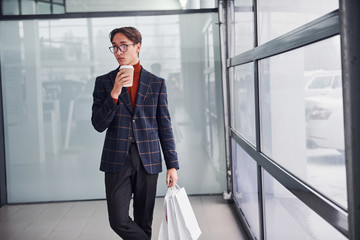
[120,65,134,87]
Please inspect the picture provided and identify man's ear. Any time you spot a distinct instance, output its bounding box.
[136,43,141,54]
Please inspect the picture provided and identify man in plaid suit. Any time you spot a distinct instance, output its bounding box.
[91,27,179,240]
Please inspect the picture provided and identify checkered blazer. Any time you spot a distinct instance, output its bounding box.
[91,66,179,174]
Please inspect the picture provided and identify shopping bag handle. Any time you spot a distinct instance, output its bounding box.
[169,184,181,191]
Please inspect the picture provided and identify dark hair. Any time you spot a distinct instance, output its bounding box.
[109,27,142,44]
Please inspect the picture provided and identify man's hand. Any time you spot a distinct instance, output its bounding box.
[110,69,132,99]
[166,168,178,188]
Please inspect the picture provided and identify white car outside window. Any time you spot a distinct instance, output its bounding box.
[305,71,341,98]
[305,71,344,152]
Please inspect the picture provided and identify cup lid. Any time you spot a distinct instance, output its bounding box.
[120,65,134,69]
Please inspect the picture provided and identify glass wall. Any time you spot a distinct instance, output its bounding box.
[232,140,260,239]
[263,171,347,240]
[2,0,65,15]
[230,63,256,145]
[230,0,254,56]
[0,13,226,203]
[227,0,347,238]
[66,0,217,12]
[1,0,217,15]
[257,0,338,44]
[259,36,346,209]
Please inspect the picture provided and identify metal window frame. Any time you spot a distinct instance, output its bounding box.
[0,7,218,20]
[339,0,360,239]
[228,9,339,67]
[252,1,265,239]
[225,2,351,239]
[0,59,6,207]
[1,0,66,16]
[218,0,233,199]
[232,131,348,237]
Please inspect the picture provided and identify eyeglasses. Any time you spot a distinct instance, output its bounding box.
[109,43,136,53]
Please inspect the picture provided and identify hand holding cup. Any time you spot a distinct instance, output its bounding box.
[111,65,134,99]
[119,65,134,87]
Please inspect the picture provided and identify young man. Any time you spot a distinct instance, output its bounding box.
[91,26,179,239]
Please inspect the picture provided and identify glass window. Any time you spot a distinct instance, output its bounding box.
[205,26,214,69]
[229,0,254,57]
[66,0,216,13]
[259,36,346,209]
[263,170,347,240]
[53,4,65,14]
[37,2,51,14]
[234,0,252,5]
[1,13,226,203]
[203,16,224,165]
[21,0,36,15]
[3,0,216,15]
[258,0,339,44]
[230,63,256,145]
[2,0,20,15]
[232,140,260,239]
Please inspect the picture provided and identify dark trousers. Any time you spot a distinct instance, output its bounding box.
[105,143,159,240]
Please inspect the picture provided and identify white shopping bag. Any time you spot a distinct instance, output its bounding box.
[159,187,180,240]
[172,186,201,240]
[158,185,201,240]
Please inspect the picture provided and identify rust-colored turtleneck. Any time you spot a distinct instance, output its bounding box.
[127,61,141,110]
[113,61,141,110]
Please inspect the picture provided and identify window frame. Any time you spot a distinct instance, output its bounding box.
[222,0,350,238]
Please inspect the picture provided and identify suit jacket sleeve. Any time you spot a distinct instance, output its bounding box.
[156,80,179,170]
[91,75,117,133]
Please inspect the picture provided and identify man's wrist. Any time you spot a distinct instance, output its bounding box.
[110,91,119,99]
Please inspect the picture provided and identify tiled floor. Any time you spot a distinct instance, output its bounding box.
[0,195,250,240]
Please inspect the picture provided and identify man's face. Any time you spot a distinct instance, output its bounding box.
[112,32,141,66]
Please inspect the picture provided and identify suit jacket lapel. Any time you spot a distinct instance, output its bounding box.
[119,88,133,114]
[133,68,151,116]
